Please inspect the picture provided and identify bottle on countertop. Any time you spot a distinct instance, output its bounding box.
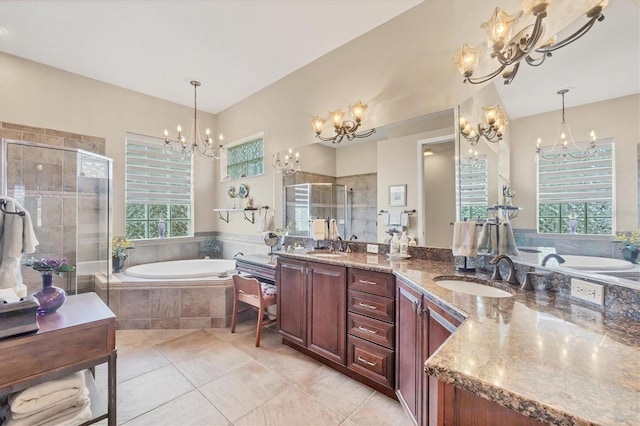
[390,233,400,255]
[400,231,409,256]
[408,234,417,246]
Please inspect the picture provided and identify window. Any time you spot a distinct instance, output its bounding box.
[537,138,614,235]
[221,133,264,181]
[125,133,193,239]
[459,154,488,221]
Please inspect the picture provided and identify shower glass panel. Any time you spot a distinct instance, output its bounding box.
[284,183,347,238]
[1,138,112,301]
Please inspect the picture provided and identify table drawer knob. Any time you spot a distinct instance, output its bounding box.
[357,326,378,334]
[358,303,378,310]
[358,279,377,286]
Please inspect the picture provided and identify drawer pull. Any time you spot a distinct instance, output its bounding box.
[357,356,378,367]
[357,326,378,334]
[358,303,378,310]
[358,279,377,286]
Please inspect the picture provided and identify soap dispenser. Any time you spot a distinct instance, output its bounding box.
[400,231,409,256]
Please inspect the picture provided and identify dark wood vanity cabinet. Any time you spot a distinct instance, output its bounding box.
[276,258,347,364]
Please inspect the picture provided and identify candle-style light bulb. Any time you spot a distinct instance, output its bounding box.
[164,129,169,142]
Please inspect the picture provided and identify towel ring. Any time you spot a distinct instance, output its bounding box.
[0,200,26,217]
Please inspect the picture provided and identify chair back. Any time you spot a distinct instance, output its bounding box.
[233,275,262,304]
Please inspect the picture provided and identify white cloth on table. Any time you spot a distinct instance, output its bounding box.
[260,282,277,296]
[452,221,478,257]
[54,404,92,426]
[7,388,89,426]
[311,219,327,241]
[9,371,85,416]
[0,197,39,295]
[499,221,520,256]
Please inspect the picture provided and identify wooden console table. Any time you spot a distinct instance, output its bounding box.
[0,293,116,425]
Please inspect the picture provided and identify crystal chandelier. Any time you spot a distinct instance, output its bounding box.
[454,0,608,85]
[164,80,224,159]
[459,104,508,145]
[536,89,597,163]
[273,149,301,174]
[311,101,376,144]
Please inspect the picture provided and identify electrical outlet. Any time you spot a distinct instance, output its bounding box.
[570,278,604,306]
[367,244,379,254]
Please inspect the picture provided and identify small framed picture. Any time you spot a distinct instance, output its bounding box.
[389,184,407,207]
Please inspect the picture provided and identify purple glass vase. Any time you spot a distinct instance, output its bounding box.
[32,273,67,315]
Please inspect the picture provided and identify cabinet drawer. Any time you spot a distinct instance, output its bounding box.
[347,335,394,389]
[347,312,394,349]
[348,269,395,298]
[348,290,395,323]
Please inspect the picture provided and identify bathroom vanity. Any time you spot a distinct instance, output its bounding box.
[276,250,640,425]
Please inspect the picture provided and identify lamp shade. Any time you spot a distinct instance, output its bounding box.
[349,101,367,122]
[454,44,479,76]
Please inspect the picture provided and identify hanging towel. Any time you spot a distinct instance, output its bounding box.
[312,219,327,241]
[499,221,520,256]
[400,212,409,227]
[329,219,340,240]
[477,222,491,253]
[379,213,390,226]
[389,210,402,226]
[0,197,39,295]
[452,221,478,257]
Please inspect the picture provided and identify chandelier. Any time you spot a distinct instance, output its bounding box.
[459,104,508,145]
[273,149,301,174]
[454,0,608,85]
[164,80,224,159]
[311,101,376,144]
[536,89,597,163]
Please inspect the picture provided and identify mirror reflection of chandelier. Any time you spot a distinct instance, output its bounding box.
[311,101,376,144]
[163,80,225,159]
[459,104,508,145]
[536,89,597,163]
[273,149,301,174]
[454,0,608,85]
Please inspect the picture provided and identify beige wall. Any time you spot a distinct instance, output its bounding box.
[424,142,456,247]
[509,94,640,231]
[0,52,217,235]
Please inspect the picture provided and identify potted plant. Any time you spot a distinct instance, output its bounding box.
[112,236,134,272]
[612,230,640,263]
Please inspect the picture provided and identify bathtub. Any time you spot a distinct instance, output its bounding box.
[124,259,237,279]
[95,258,241,329]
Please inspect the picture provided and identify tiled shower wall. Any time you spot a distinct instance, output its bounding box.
[1,122,107,295]
[283,171,377,243]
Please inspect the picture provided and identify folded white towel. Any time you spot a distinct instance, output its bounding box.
[452,221,478,257]
[9,371,85,415]
[499,221,520,256]
[8,389,89,426]
[311,219,327,241]
[389,210,402,226]
[400,212,409,227]
[54,404,92,426]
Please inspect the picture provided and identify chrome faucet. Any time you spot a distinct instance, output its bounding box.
[490,255,520,286]
[344,234,358,252]
[541,253,566,267]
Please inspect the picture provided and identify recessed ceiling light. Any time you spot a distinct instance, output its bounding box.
[423,149,434,156]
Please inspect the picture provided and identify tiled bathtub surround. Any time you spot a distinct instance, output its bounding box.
[95,274,238,329]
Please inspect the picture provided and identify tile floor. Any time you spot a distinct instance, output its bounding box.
[95,322,411,425]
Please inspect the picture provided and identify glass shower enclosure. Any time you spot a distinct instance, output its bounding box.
[284,183,347,238]
[1,138,112,301]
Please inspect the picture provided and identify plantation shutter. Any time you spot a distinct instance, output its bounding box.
[125,133,192,205]
[538,139,614,204]
[459,155,488,208]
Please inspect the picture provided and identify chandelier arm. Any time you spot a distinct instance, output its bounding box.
[352,128,376,139]
[520,12,546,54]
[316,133,342,142]
[524,52,549,67]
[464,63,507,85]
[502,61,520,85]
[536,14,603,54]
[461,132,480,146]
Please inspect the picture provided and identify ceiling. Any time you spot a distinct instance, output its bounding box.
[0,0,638,119]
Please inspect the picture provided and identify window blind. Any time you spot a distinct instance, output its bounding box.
[459,155,488,207]
[125,133,192,205]
[538,139,614,204]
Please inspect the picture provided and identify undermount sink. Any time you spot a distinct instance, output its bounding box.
[549,255,634,271]
[434,279,513,298]
[307,251,346,258]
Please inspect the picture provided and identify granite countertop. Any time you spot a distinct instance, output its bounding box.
[277,250,640,426]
